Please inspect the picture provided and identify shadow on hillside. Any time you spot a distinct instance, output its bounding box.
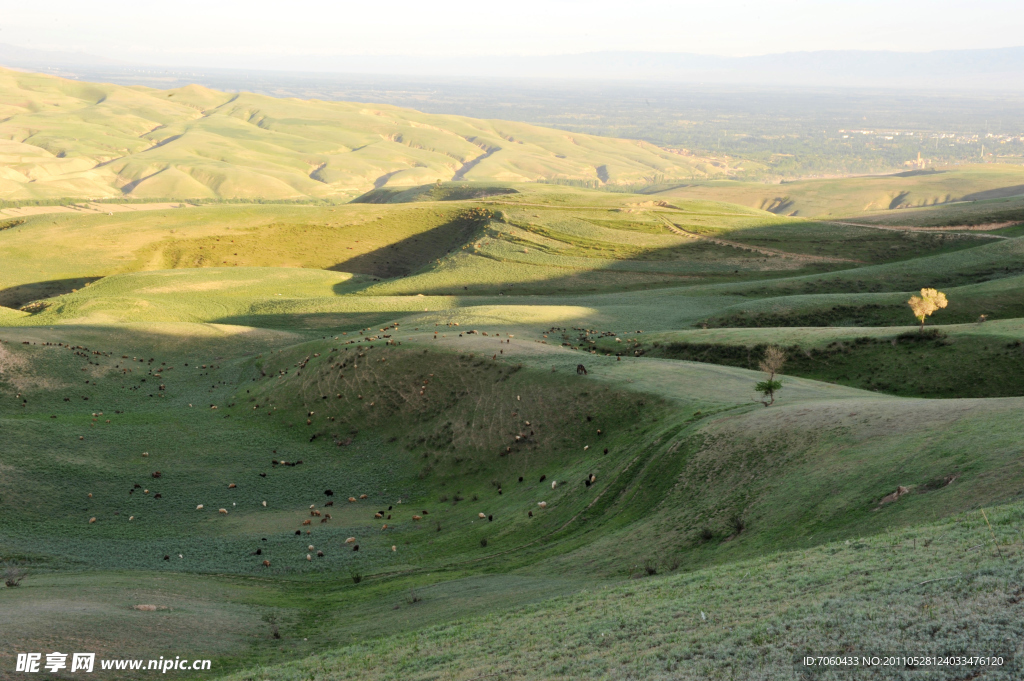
[329,212,489,281]
[0,277,103,309]
[963,184,1024,202]
[213,311,405,332]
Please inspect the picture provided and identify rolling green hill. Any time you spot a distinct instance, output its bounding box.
[0,68,737,202]
[3,109,1024,679]
[654,165,1024,218]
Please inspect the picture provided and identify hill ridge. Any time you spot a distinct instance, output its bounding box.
[0,68,739,202]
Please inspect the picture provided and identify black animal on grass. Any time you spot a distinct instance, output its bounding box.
[576,364,588,375]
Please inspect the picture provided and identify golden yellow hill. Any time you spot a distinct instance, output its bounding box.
[0,68,737,201]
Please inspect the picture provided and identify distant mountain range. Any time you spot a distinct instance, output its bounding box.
[2,42,1024,89]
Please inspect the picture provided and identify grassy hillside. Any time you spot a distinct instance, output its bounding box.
[654,165,1024,218]
[3,177,1024,680]
[0,68,739,202]
[635,321,1024,398]
[219,502,1024,681]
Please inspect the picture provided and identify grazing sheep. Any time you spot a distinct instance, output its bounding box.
[302,519,311,525]
[317,550,324,557]
[228,483,236,489]
[375,513,384,519]
[196,504,204,510]
[478,512,486,519]
[262,560,271,567]
[391,545,397,552]
[551,481,557,490]
[381,524,388,530]
[538,501,547,508]
[311,510,321,517]
[129,516,134,521]
[348,497,357,503]
[219,508,228,514]
[412,515,422,521]
[345,537,356,543]
[262,501,267,507]
[359,494,368,499]
[306,554,312,561]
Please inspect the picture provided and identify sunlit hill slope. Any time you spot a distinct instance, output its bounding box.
[0,68,735,201]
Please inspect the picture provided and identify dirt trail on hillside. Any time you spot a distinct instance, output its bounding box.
[0,202,190,219]
[828,220,1012,238]
[656,216,861,263]
[479,200,755,217]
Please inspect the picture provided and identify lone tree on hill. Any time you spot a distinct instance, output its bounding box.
[755,345,786,407]
[908,288,948,332]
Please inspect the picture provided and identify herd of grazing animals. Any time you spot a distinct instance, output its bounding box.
[11,332,608,575]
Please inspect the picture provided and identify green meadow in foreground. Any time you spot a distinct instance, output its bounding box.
[2,165,1024,680]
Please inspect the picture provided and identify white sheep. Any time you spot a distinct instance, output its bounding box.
[538,501,547,508]
[196,504,204,510]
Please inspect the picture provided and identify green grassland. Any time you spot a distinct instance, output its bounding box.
[634,321,1024,398]
[4,120,1024,679]
[652,164,1024,218]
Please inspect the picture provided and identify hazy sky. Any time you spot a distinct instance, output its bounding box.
[3,0,1023,65]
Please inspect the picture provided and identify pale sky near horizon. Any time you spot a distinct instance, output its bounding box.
[2,0,1023,65]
